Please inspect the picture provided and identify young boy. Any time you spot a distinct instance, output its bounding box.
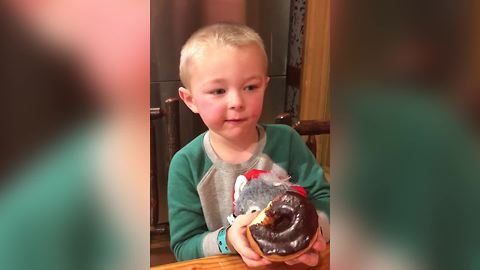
[168,23,330,267]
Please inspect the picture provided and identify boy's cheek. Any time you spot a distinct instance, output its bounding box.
[250,97,265,116]
[193,97,216,113]
[196,102,224,122]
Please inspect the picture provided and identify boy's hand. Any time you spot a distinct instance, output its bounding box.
[226,212,272,267]
[284,236,327,266]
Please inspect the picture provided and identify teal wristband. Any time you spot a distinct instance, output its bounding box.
[217,226,232,254]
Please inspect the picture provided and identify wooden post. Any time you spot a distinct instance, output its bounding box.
[300,0,330,168]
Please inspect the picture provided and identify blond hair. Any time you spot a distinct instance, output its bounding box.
[179,23,268,88]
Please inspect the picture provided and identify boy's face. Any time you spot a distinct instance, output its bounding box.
[179,43,269,142]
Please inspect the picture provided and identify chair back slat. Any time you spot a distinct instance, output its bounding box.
[150,97,180,235]
[275,112,293,126]
[306,135,317,155]
[150,107,164,120]
[293,120,330,136]
[275,113,330,158]
[165,98,180,165]
[150,121,159,229]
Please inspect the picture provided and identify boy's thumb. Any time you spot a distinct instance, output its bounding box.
[236,211,260,226]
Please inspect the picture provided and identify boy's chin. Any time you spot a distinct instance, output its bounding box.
[215,125,257,139]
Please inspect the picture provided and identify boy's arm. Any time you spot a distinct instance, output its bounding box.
[288,130,330,241]
[168,153,210,261]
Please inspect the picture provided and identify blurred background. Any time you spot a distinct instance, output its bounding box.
[332,0,480,269]
[0,1,149,270]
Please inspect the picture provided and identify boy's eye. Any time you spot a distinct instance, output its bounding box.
[210,88,226,95]
[245,85,258,91]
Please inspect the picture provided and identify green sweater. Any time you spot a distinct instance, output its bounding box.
[168,124,330,261]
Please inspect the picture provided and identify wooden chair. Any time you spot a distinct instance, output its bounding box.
[150,97,180,236]
[275,112,330,157]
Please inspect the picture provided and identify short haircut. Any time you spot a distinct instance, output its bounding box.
[179,23,268,88]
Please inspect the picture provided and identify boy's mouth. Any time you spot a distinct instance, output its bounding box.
[225,118,247,124]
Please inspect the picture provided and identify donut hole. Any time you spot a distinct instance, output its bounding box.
[272,214,293,232]
[269,207,295,232]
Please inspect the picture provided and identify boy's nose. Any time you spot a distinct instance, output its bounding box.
[228,91,245,110]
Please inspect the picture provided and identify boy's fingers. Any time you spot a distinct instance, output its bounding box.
[228,213,263,261]
[304,252,320,266]
[240,248,261,261]
[243,257,271,267]
[299,252,320,266]
[312,238,327,252]
[285,258,300,265]
[236,236,262,260]
[229,226,261,260]
[285,252,319,266]
[235,212,259,226]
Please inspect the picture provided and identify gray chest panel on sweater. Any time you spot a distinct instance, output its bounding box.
[197,126,289,230]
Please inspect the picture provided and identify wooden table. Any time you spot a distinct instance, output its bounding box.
[151,244,329,270]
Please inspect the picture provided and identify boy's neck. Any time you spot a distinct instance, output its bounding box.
[209,127,259,164]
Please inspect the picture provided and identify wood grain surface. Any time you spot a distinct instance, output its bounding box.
[151,244,330,270]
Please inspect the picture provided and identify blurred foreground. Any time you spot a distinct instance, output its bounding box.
[0,1,149,269]
[332,1,480,270]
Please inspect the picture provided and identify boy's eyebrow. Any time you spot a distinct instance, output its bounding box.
[244,75,263,81]
[201,78,227,87]
[200,75,265,87]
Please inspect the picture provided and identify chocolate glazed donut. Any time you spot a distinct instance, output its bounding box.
[247,191,319,261]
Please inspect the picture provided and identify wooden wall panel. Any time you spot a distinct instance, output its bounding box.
[300,0,330,169]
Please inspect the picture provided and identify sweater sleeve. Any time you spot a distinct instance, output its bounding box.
[287,128,330,239]
[167,152,210,261]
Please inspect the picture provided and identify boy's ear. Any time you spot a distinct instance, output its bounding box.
[178,87,198,113]
[265,76,270,87]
